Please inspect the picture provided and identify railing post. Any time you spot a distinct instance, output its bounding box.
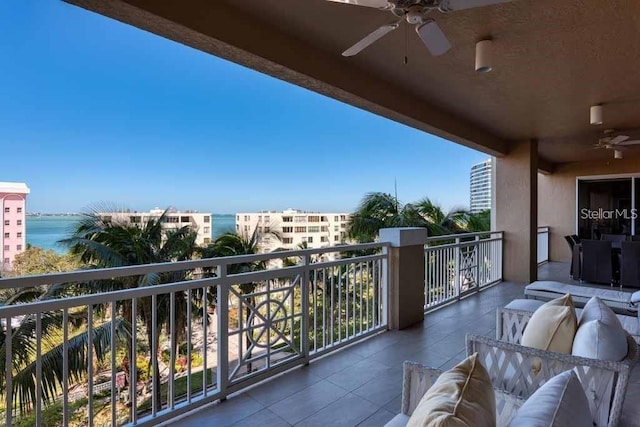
[381,245,389,326]
[300,254,310,364]
[454,237,461,300]
[379,227,429,330]
[216,264,229,400]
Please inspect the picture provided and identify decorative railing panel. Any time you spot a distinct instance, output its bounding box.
[424,232,503,311]
[0,242,388,427]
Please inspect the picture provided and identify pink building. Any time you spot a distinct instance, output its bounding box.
[0,182,30,272]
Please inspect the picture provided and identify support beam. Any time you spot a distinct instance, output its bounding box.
[494,140,538,283]
[379,227,429,330]
[64,0,510,157]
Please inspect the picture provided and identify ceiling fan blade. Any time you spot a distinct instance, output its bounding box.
[326,0,393,9]
[416,20,451,56]
[609,135,630,145]
[342,21,401,57]
[618,139,640,146]
[439,0,514,12]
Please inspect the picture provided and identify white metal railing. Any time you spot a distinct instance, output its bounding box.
[537,226,550,265]
[424,231,503,311]
[0,242,389,427]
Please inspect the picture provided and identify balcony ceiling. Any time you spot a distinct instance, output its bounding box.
[66,0,640,168]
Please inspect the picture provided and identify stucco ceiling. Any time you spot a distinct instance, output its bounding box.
[66,0,640,167]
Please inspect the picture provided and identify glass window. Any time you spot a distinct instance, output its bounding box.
[16,220,21,226]
[282,227,293,233]
[3,220,8,226]
[3,233,8,238]
[17,232,22,238]
[203,227,210,233]
[295,226,306,233]
[334,235,339,242]
[308,236,314,243]
[181,216,190,223]
[204,237,211,244]
[16,245,22,251]
[283,237,293,244]
[204,216,211,223]
[283,216,293,222]
[4,208,9,213]
[3,245,8,251]
[17,207,22,213]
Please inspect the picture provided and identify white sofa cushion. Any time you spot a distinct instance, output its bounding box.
[386,414,410,427]
[508,370,592,427]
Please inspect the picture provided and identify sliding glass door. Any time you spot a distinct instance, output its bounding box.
[577,177,634,239]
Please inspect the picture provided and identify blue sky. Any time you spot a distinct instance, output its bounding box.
[0,0,489,214]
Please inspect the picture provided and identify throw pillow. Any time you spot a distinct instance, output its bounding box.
[509,370,592,426]
[407,353,495,427]
[521,293,577,356]
[572,297,628,361]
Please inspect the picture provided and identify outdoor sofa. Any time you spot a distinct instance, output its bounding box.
[524,280,640,313]
[386,295,638,427]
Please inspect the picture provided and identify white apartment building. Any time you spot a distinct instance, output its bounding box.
[100,208,213,245]
[470,159,492,214]
[0,182,30,271]
[235,209,351,253]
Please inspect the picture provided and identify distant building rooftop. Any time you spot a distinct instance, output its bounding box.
[0,182,30,194]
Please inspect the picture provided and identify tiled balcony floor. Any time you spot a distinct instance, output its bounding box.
[168,263,640,426]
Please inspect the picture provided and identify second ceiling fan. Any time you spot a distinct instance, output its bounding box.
[327,0,515,57]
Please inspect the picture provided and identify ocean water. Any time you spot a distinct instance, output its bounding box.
[26,214,236,254]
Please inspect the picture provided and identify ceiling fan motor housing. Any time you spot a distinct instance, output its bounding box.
[406,5,429,23]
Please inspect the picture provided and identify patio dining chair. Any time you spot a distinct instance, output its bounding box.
[564,235,576,278]
[601,233,628,243]
[621,241,640,289]
[581,239,613,286]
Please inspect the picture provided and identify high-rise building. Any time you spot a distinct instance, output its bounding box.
[470,159,492,214]
[0,182,30,271]
[235,209,351,253]
[98,208,213,245]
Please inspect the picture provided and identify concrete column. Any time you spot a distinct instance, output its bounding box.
[494,140,539,283]
[379,227,429,330]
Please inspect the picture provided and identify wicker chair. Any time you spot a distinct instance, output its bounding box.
[386,361,525,426]
[490,307,639,427]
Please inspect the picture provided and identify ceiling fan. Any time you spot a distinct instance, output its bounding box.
[594,129,640,159]
[327,0,515,57]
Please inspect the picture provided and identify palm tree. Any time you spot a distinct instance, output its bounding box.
[413,198,469,236]
[60,207,201,411]
[0,285,127,415]
[463,209,491,232]
[348,192,475,242]
[347,192,429,243]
